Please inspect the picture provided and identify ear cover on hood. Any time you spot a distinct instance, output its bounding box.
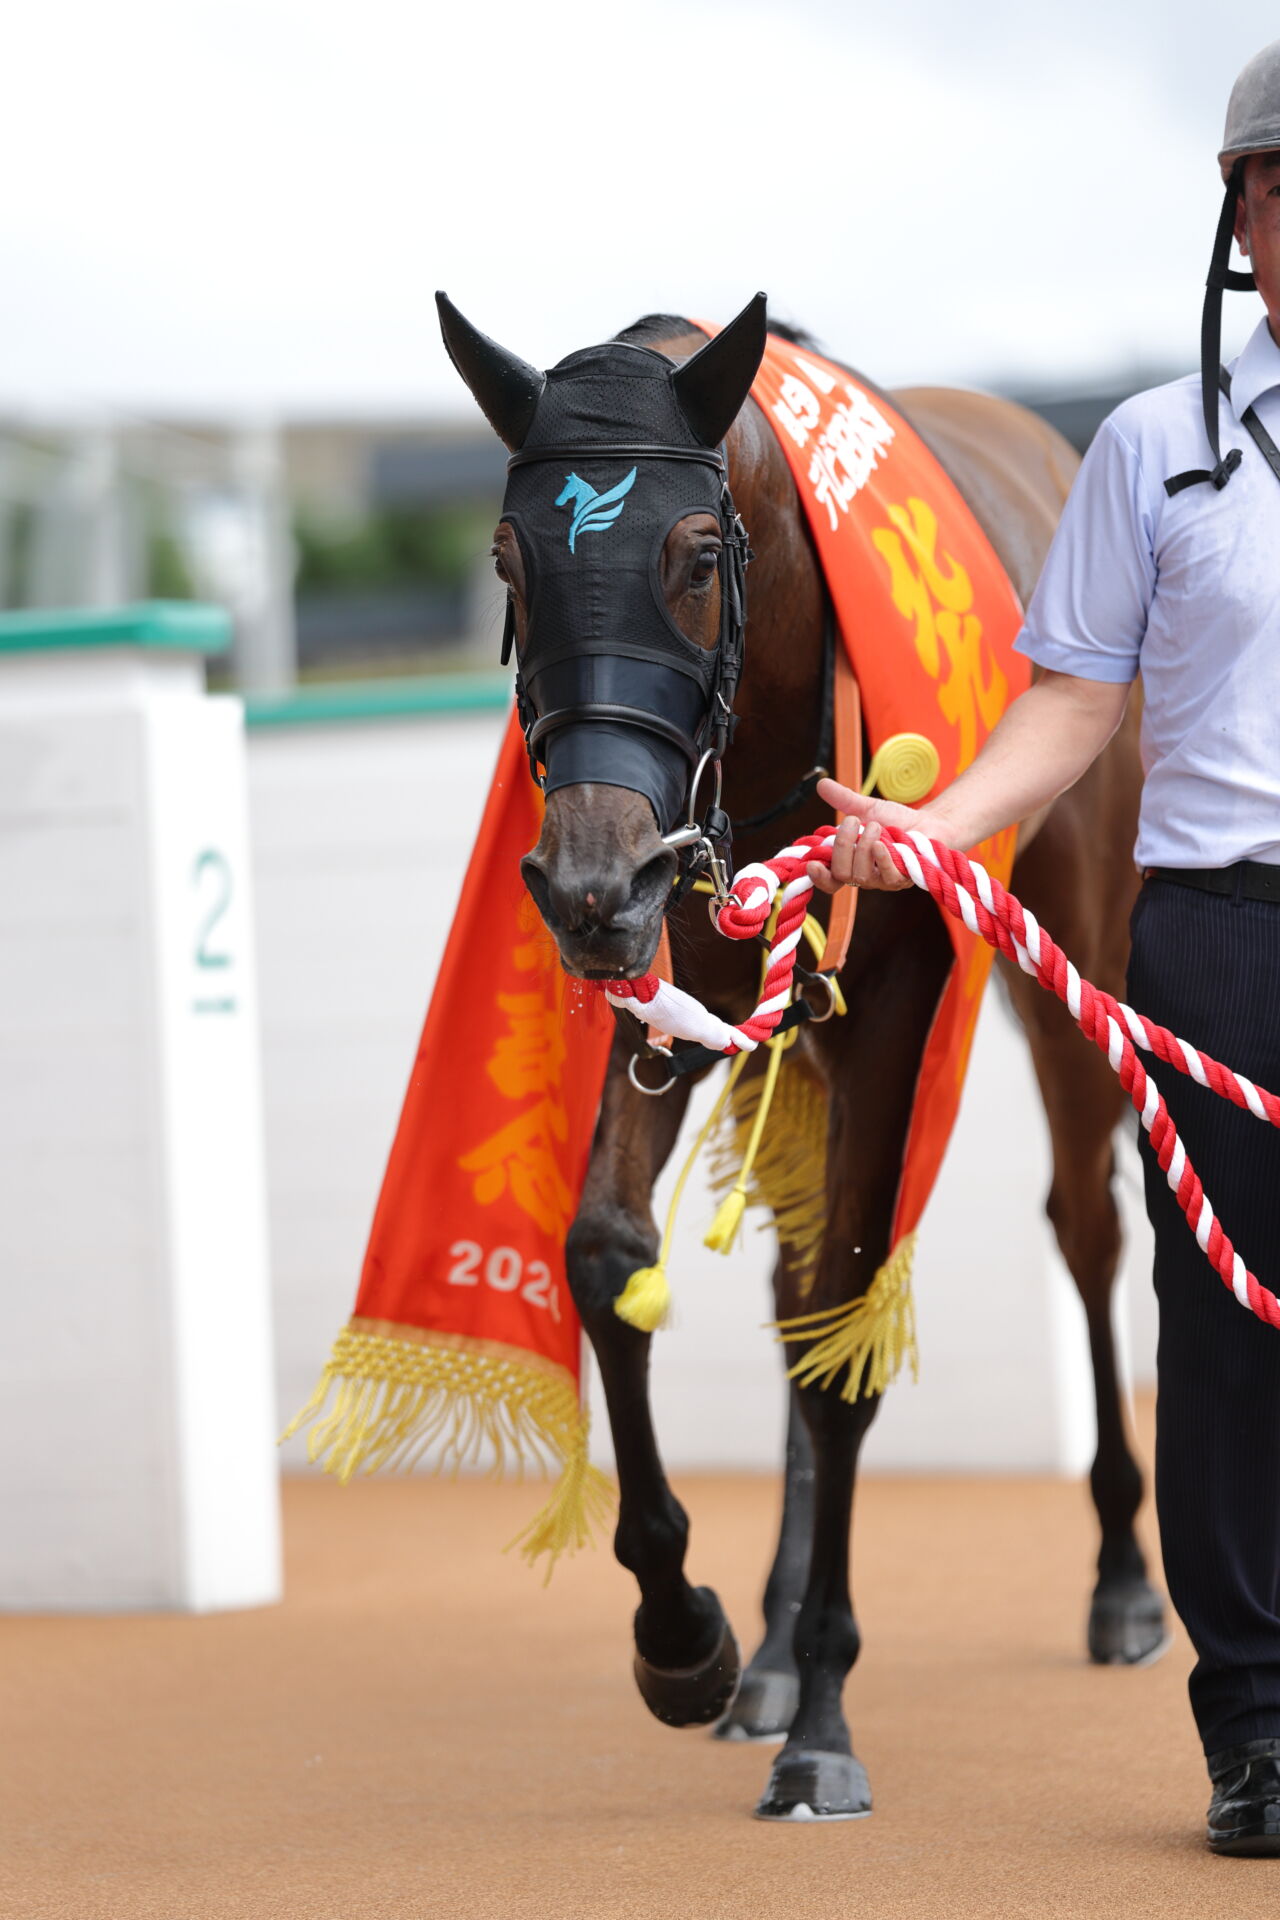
[672,292,768,446]
[435,292,546,451]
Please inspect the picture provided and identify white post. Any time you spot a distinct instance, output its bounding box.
[0,604,281,1611]
[230,425,297,697]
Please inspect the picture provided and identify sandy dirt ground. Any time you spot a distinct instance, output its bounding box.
[6,1394,1280,1919]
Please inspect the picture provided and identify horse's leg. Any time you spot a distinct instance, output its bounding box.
[754,892,951,1820]
[715,1362,814,1743]
[1003,799,1167,1665]
[566,1032,741,1726]
[753,1365,878,1820]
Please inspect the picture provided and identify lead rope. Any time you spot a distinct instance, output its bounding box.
[607,821,1280,1331]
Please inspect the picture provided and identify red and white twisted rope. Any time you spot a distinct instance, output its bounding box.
[605,822,1280,1331]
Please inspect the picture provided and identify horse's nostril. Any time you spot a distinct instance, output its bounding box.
[630,849,679,919]
[520,856,553,926]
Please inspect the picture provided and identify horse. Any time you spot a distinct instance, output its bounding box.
[435,291,1165,1822]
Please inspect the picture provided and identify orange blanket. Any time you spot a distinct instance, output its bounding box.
[288,331,1028,1568]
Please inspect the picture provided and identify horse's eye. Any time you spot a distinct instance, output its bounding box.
[491,545,509,583]
[691,548,719,587]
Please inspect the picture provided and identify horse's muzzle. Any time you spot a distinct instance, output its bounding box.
[520,841,675,980]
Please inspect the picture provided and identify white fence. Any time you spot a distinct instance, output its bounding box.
[252,699,1156,1479]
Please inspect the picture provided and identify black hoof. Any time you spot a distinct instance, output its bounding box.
[1088,1579,1170,1666]
[633,1591,741,1728]
[713,1667,798,1743]
[755,1746,872,1822]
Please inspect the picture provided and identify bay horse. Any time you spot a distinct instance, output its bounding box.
[436,292,1165,1822]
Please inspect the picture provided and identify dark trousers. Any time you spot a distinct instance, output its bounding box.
[1128,875,1280,1757]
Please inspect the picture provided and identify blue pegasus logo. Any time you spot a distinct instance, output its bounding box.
[555,467,637,553]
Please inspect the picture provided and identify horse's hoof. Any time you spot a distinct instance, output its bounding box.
[1088,1579,1170,1666]
[713,1667,798,1743]
[633,1591,741,1728]
[754,1746,872,1822]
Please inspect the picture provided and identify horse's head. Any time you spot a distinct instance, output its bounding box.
[437,292,767,979]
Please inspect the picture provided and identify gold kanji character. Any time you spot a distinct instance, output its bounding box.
[486,990,567,1100]
[458,1098,574,1237]
[872,497,1009,769]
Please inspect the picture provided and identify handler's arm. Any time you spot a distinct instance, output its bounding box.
[813,410,1153,894]
[809,668,1133,894]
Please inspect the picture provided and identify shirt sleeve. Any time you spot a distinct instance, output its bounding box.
[1013,415,1155,684]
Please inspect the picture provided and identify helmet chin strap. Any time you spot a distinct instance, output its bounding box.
[1166,163,1259,497]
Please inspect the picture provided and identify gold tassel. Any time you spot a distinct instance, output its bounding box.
[708,1052,829,1294]
[774,1232,919,1401]
[280,1324,615,1577]
[704,1030,787,1255]
[703,1185,747,1254]
[613,1263,672,1332]
[614,1050,749,1329]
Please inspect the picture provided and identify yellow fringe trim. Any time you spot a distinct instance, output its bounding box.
[281,1326,615,1579]
[708,1051,830,1294]
[774,1231,919,1401]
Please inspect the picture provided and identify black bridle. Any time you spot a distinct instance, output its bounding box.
[500,438,751,891]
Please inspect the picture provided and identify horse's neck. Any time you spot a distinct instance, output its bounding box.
[640,325,829,813]
[722,405,829,818]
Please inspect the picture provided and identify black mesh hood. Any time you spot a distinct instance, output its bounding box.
[503,344,725,689]
[496,339,747,833]
[522,342,705,450]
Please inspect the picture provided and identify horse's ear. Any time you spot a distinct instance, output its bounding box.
[436,292,545,451]
[672,293,768,446]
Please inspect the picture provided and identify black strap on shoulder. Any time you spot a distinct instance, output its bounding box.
[1165,167,1256,498]
[1229,367,1280,490]
[1167,365,1280,500]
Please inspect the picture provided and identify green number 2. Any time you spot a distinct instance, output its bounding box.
[193,849,233,970]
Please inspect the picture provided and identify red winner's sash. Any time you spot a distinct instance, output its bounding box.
[735,334,1028,1248]
[284,716,616,1569]
[289,331,1028,1569]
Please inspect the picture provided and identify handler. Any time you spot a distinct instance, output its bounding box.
[813,39,1280,1856]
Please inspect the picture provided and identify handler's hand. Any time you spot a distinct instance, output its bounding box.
[806,779,954,895]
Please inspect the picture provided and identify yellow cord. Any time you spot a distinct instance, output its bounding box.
[862,731,939,803]
[704,1031,787,1253]
[622,862,852,1322]
[614,1049,751,1330]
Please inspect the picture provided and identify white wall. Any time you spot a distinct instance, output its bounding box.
[254,709,1156,1480]
[0,648,280,1611]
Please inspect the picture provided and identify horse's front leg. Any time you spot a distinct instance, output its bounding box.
[566,1031,741,1727]
[754,1187,884,1818]
[754,1366,878,1821]
[715,1331,814,1743]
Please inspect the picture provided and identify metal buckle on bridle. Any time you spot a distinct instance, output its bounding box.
[627,1049,677,1097]
[795,966,839,1023]
[662,747,735,917]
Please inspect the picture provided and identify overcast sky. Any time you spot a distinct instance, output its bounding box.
[2,1,1277,420]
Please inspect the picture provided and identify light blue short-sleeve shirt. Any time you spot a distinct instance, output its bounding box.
[1015,315,1280,870]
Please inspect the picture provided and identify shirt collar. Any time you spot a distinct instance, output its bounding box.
[1228,316,1280,421]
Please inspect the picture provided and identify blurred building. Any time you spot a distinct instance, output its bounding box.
[0,371,1183,696]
